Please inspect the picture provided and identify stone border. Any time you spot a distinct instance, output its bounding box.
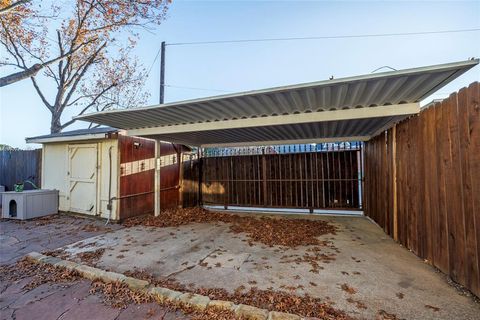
[26,252,305,320]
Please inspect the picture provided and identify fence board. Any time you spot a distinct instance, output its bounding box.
[0,149,42,191]
[364,82,480,297]
[201,149,362,210]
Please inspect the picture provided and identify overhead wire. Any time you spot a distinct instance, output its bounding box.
[167,27,480,46]
[164,84,231,93]
[153,27,480,95]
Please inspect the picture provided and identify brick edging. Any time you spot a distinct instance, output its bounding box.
[26,252,304,320]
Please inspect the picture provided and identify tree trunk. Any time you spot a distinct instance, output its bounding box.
[50,116,62,133]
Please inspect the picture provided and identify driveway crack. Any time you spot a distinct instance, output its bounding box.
[56,307,71,320]
[165,248,220,279]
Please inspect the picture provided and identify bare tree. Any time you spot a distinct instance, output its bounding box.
[1,0,169,133]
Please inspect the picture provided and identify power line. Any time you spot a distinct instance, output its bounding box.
[167,27,480,46]
[164,84,231,93]
[128,46,162,106]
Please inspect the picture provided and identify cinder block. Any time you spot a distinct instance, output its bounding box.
[235,304,269,320]
[53,259,80,271]
[148,286,182,302]
[209,299,237,311]
[267,311,301,320]
[76,264,106,280]
[26,252,46,262]
[102,271,127,283]
[177,292,210,310]
[123,276,149,290]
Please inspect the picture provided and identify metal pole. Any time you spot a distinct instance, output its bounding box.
[159,41,166,104]
[154,139,161,216]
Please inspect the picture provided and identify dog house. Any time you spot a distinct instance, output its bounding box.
[1,189,59,220]
[26,127,190,221]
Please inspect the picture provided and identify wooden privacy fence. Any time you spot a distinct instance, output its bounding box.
[364,82,480,297]
[0,149,42,191]
[201,149,362,210]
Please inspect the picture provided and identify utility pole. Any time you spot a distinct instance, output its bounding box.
[159,41,166,104]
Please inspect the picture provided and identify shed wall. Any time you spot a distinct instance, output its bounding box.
[42,139,119,220]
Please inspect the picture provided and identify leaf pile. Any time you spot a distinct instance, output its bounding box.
[124,270,353,319]
[280,246,337,273]
[123,208,337,248]
[1,259,239,319]
[76,248,106,266]
[89,280,241,319]
[0,257,81,290]
[90,280,153,308]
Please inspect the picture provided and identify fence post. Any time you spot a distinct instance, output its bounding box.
[178,151,184,208]
[262,152,267,206]
[198,156,203,206]
[392,125,398,241]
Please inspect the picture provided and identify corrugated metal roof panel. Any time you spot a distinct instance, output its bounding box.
[138,116,406,147]
[76,60,478,146]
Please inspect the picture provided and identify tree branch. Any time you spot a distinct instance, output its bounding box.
[60,87,115,129]
[0,0,31,15]
[60,42,106,111]
[30,77,53,111]
[0,37,96,87]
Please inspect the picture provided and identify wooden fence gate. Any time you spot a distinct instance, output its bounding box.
[201,146,362,210]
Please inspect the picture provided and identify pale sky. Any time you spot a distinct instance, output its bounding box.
[1,0,479,148]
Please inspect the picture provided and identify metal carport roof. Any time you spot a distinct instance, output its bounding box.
[77,59,478,147]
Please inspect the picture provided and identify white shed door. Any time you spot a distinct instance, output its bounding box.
[68,144,97,215]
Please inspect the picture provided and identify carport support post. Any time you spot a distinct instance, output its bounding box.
[155,140,161,216]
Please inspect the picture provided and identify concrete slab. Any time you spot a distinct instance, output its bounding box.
[58,214,480,320]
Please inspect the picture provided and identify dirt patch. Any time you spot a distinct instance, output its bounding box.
[124,269,353,319]
[123,208,337,248]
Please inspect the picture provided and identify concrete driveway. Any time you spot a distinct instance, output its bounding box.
[56,213,480,320]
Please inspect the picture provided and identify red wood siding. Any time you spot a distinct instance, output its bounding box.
[118,136,185,219]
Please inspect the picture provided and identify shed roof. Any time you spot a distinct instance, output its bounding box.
[26,127,119,144]
[77,59,478,147]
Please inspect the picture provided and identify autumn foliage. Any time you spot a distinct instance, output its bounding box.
[0,0,170,132]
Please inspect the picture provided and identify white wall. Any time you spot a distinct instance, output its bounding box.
[97,139,119,220]
[42,143,68,210]
[42,139,119,220]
